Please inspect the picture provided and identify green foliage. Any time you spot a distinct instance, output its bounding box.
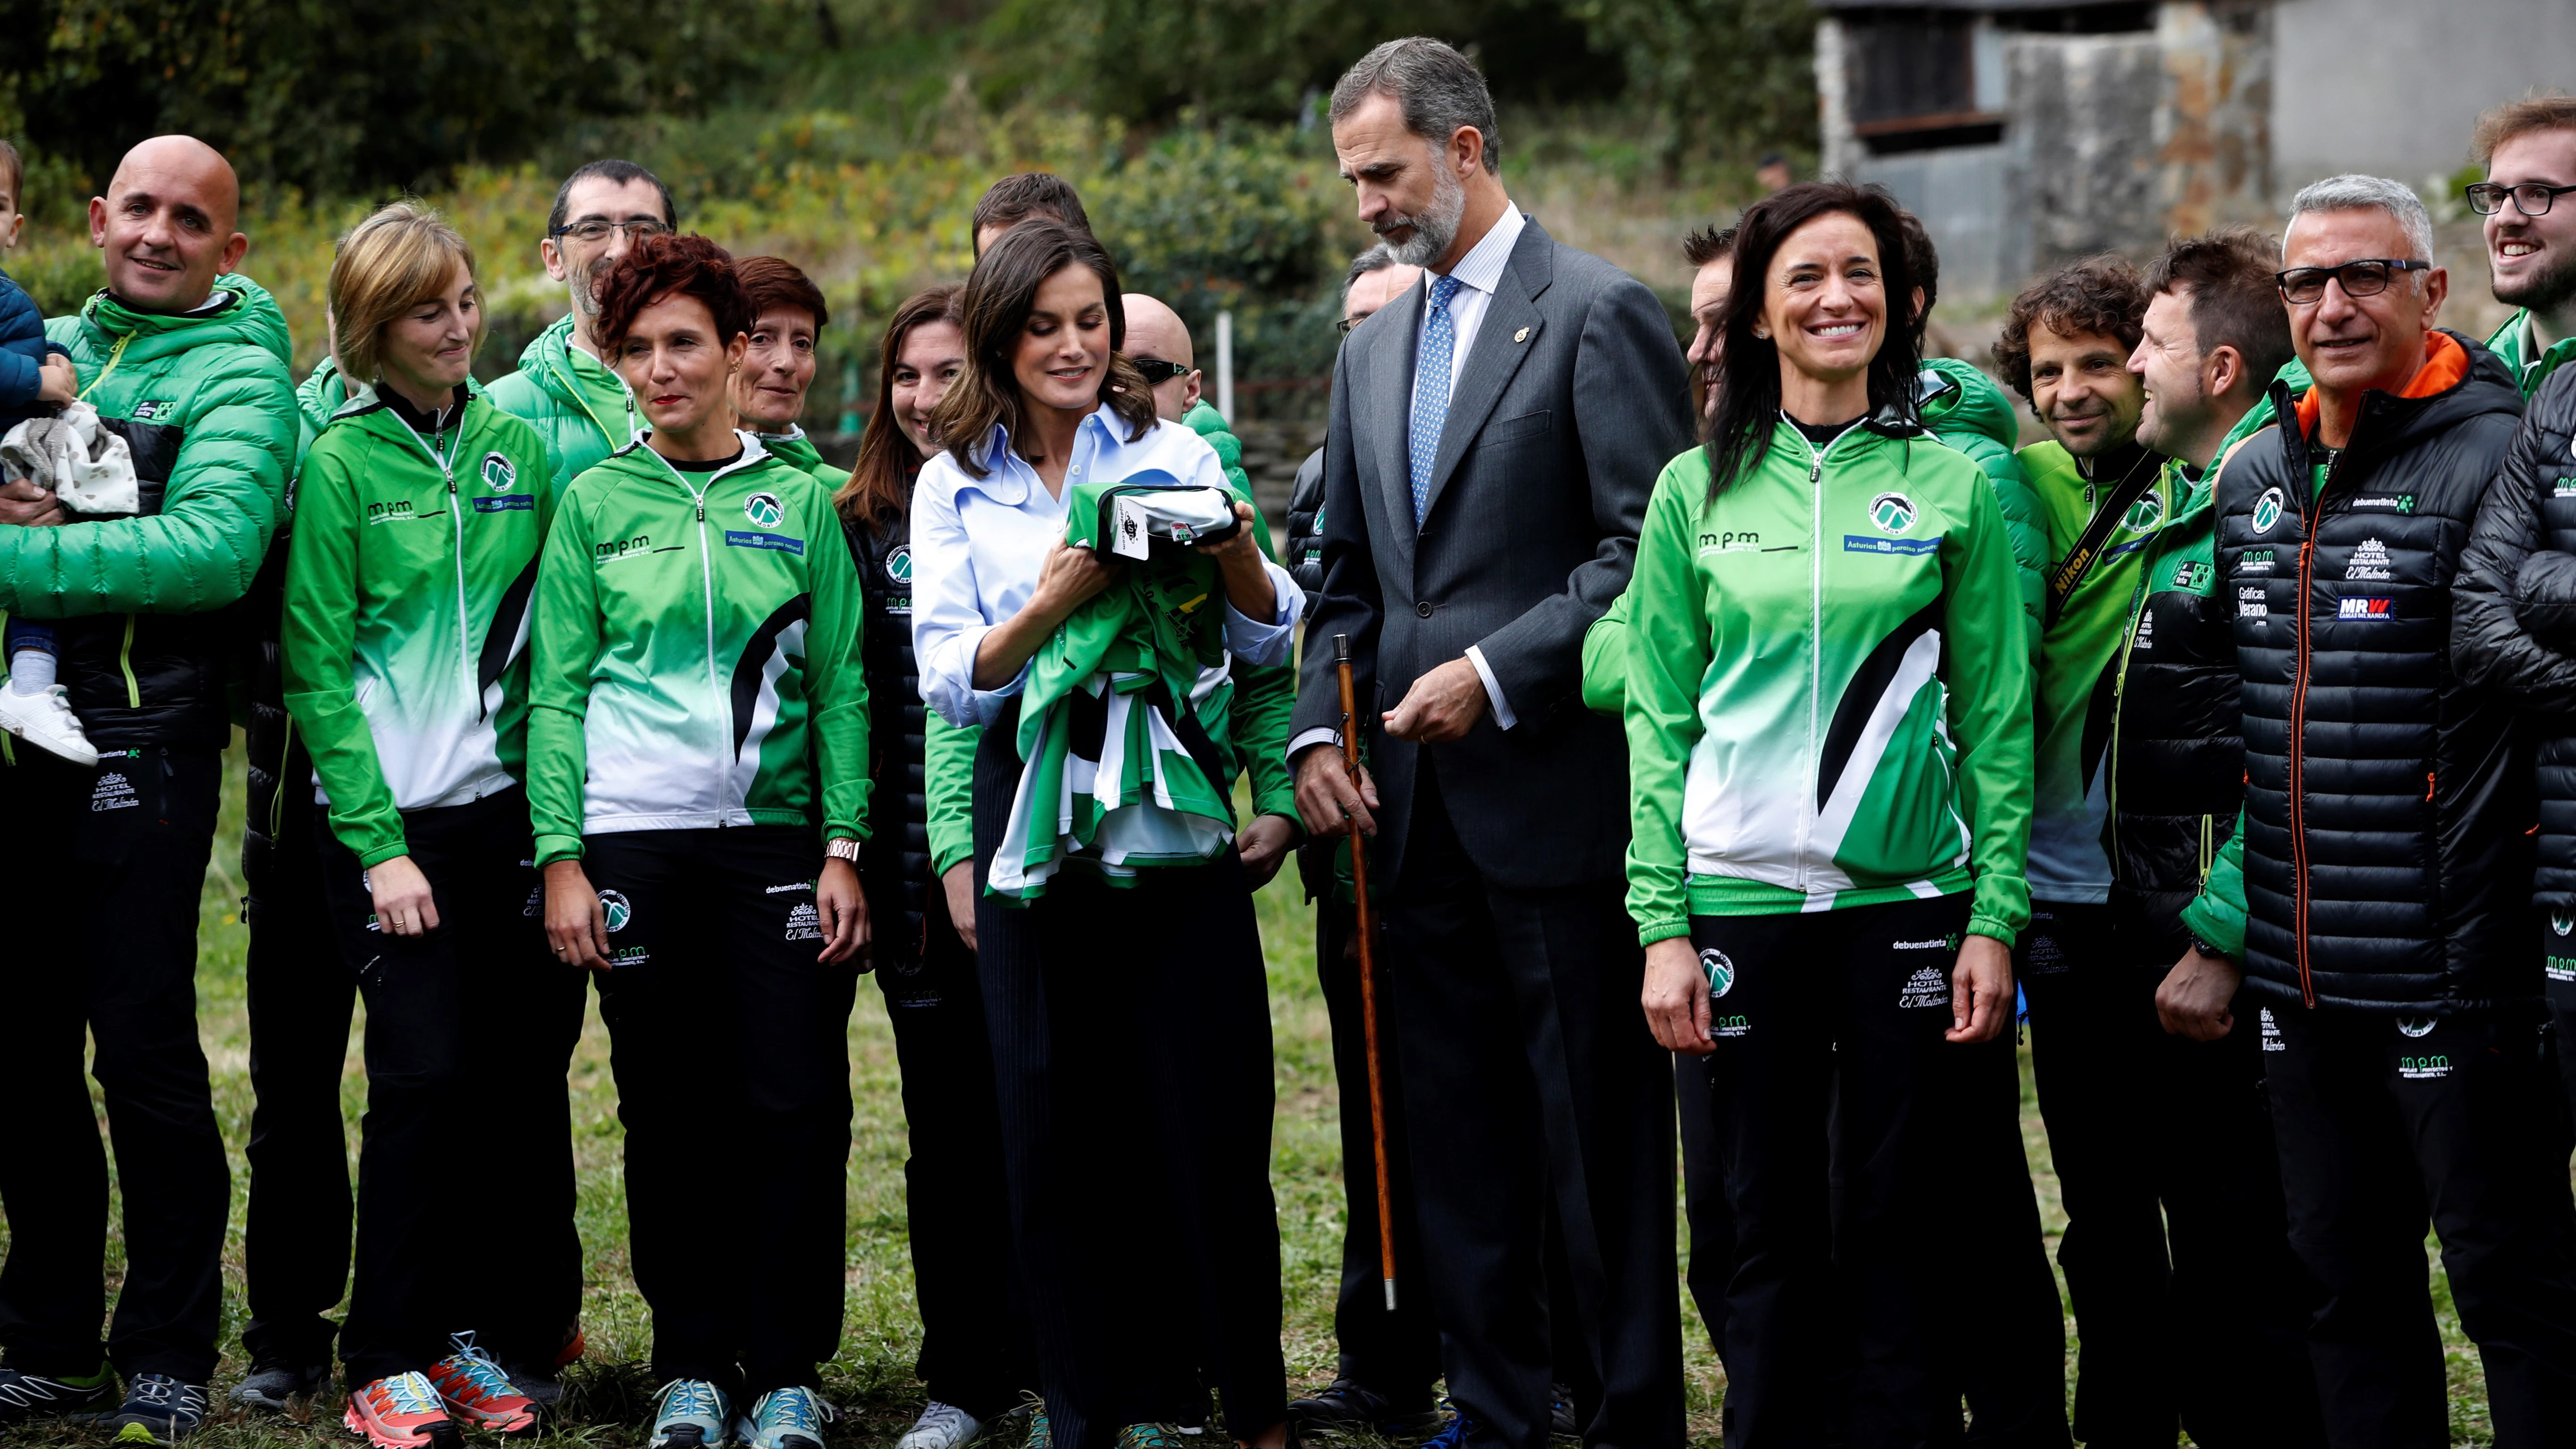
[1569,0,1820,169]
[0,0,789,197]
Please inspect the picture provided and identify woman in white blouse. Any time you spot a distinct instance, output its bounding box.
[910,219,1300,1449]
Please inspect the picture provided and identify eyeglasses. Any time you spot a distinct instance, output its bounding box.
[2275,258,2432,305]
[1128,358,1194,385]
[2465,181,2576,217]
[1335,314,1368,335]
[548,217,672,244]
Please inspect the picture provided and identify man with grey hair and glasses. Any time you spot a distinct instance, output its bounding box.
[1289,37,1691,1449]
[2166,172,2576,1444]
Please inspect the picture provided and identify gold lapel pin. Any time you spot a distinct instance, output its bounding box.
[1513,327,1530,343]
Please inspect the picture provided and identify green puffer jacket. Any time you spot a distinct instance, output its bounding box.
[13,275,299,749]
[283,387,557,866]
[295,356,346,463]
[1917,358,2046,658]
[485,313,640,490]
[526,435,869,866]
[1624,416,2034,948]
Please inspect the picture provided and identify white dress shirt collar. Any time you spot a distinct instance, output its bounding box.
[1434,200,1523,300]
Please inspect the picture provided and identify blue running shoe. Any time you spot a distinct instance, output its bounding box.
[1418,1409,1477,1449]
[100,1373,210,1444]
[652,1378,735,1449]
[0,1360,116,1427]
[743,1385,835,1449]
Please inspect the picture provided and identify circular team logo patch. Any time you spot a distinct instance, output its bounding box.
[597,889,633,934]
[2554,912,2572,938]
[1699,948,1736,998]
[886,545,913,585]
[1868,491,1916,534]
[2395,1015,2437,1039]
[743,492,784,529]
[2124,492,2164,532]
[480,451,517,491]
[2252,487,2284,534]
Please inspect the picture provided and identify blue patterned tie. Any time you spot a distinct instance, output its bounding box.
[1408,274,1464,524]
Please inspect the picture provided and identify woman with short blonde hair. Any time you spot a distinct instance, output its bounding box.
[283,197,571,1447]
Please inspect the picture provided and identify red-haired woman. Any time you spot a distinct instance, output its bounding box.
[524,233,872,1449]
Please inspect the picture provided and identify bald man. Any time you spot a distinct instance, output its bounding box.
[0,135,298,1444]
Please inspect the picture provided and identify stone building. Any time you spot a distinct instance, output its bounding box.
[1816,0,2575,301]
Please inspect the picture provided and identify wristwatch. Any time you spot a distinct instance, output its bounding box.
[825,837,861,864]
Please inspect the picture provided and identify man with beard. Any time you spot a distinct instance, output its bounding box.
[487,160,673,486]
[2473,97,2576,398]
[1992,257,2190,1447]
[1290,36,1691,1449]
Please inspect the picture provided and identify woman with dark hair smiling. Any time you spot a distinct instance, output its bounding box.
[525,232,871,1449]
[1623,182,2034,1445]
[910,219,1299,1449]
[836,284,1041,1449]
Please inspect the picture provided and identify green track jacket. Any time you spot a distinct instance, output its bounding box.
[2021,441,2177,903]
[1918,358,2047,658]
[10,276,297,620]
[282,387,558,865]
[525,435,870,865]
[485,314,641,491]
[1624,416,2034,948]
[752,426,848,491]
[2488,309,2575,398]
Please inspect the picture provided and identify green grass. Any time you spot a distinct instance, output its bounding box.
[0,746,2502,1444]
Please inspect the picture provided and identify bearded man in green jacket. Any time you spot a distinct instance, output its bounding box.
[0,135,299,1447]
[485,160,673,486]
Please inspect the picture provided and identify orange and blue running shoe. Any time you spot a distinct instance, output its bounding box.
[343,1371,460,1449]
[425,1333,539,1436]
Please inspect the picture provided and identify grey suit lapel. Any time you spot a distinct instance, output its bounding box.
[1418,217,1555,526]
[1369,277,1424,561]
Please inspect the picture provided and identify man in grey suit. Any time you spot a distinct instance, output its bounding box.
[1289,38,1692,1449]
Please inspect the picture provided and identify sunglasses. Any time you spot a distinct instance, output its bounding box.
[2274,258,2432,306]
[1129,358,1194,386]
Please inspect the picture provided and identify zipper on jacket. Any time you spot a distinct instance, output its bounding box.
[78,332,133,402]
[2287,455,2333,1009]
[647,443,768,821]
[1788,418,1873,895]
[2198,813,2215,883]
[386,406,479,710]
[118,614,141,708]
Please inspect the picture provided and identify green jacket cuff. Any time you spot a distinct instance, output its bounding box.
[354,838,411,870]
[2176,895,2245,961]
[931,842,972,878]
[535,833,584,867]
[1638,919,1692,948]
[1967,916,2019,949]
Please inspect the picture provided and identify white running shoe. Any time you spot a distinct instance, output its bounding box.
[897,1401,984,1449]
[0,685,97,766]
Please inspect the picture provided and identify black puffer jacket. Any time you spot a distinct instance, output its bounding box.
[2216,330,2529,1012]
[845,478,934,974]
[55,418,242,750]
[2105,461,2242,965]
[2455,364,2576,921]
[1285,445,1325,602]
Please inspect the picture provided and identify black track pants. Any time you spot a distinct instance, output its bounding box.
[589,827,860,1400]
[1674,1051,1734,1368]
[2263,1002,2576,1449]
[876,897,1039,1420]
[0,747,228,1383]
[1692,894,1988,1449]
[2019,907,2322,1449]
[240,752,358,1371]
[1316,898,1442,1405]
[972,715,1286,1449]
[315,790,584,1383]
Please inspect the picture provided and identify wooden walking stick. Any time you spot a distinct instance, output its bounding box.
[1334,632,1401,1311]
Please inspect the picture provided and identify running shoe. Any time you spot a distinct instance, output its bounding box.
[0,684,98,766]
[1289,1379,1444,1439]
[1417,1409,1477,1449]
[0,1360,115,1426]
[1549,1384,1578,1439]
[426,1332,539,1435]
[1114,1425,1188,1449]
[1025,1398,1051,1449]
[100,1373,211,1444]
[502,1321,583,1408]
[230,1359,329,1412]
[742,1385,835,1449]
[898,1400,985,1449]
[344,1372,461,1448]
[651,1377,735,1449]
